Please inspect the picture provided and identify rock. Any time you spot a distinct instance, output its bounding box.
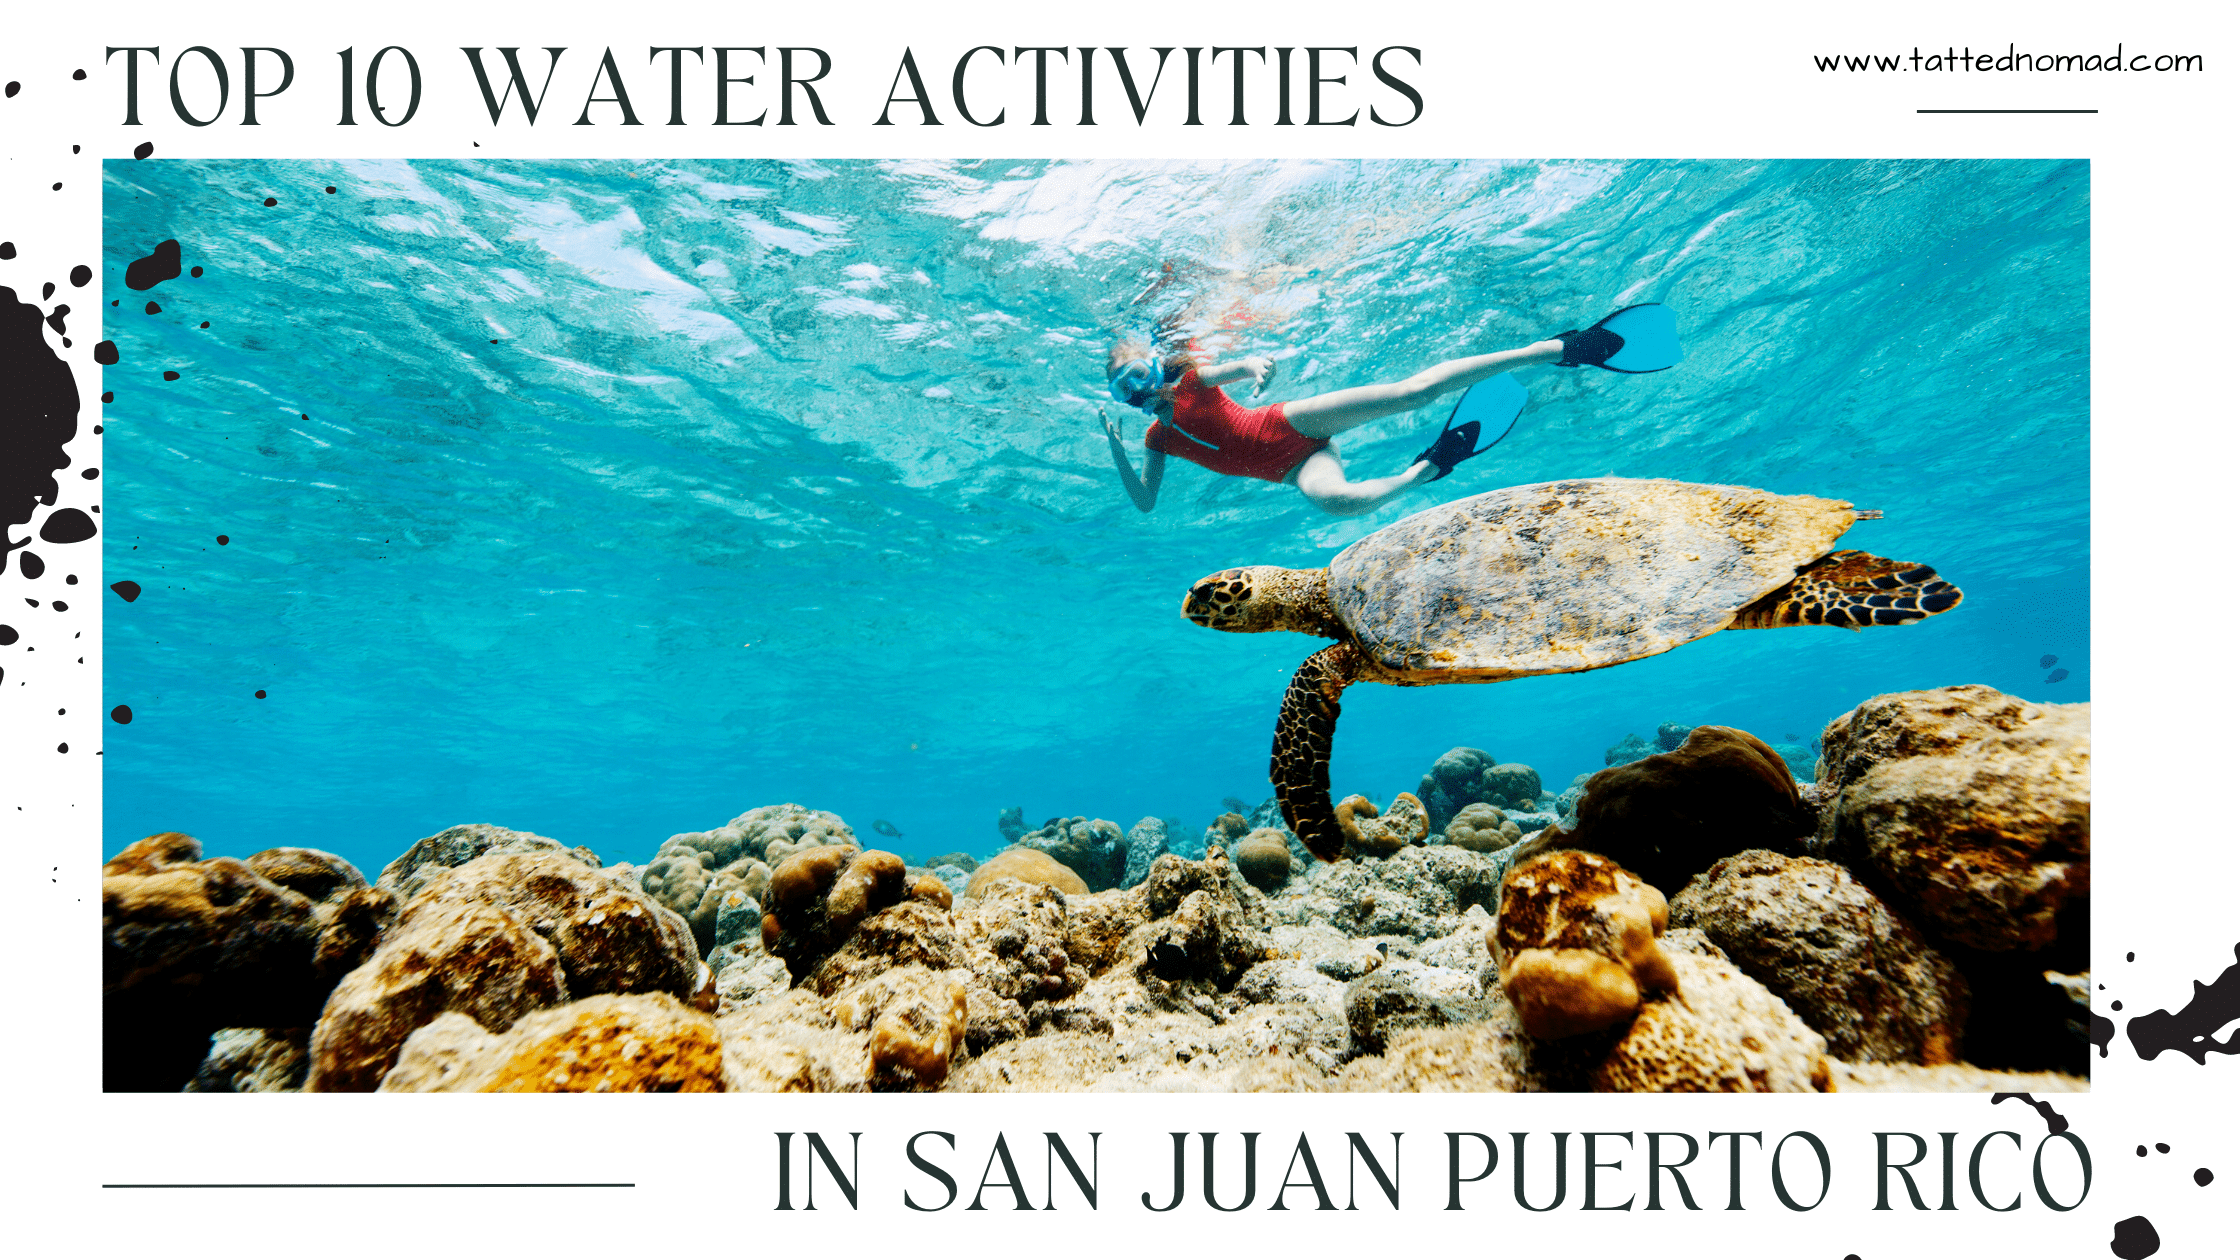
[1204,811,1251,854]
[715,989,876,1092]
[802,899,972,996]
[957,878,1092,1004]
[1332,1022,1534,1092]
[1589,949,1832,1092]
[996,805,1028,845]
[927,863,973,900]
[1814,685,2089,953]
[1654,721,1695,752]
[1060,887,1153,977]
[828,965,970,1091]
[1555,772,1593,825]
[710,942,792,1015]
[1493,849,1677,1040]
[965,846,1089,898]
[759,845,913,980]
[643,805,853,954]
[1336,791,1429,857]
[1557,725,1815,896]
[377,824,600,903]
[103,834,394,1091]
[1122,817,1169,888]
[1670,850,1968,1064]
[712,888,763,952]
[1234,829,1296,892]
[1267,845,1503,943]
[1604,733,1651,766]
[306,850,699,1092]
[1232,958,1347,1013]
[1014,816,1127,891]
[926,851,978,873]
[1444,802,1522,852]
[380,993,727,1092]
[185,1028,312,1093]
[1827,1061,2088,1092]
[1344,970,1492,1055]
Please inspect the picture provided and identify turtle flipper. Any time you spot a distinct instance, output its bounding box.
[1271,643,1365,862]
[1728,549,1964,631]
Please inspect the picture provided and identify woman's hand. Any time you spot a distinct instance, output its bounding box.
[1238,355,1273,392]
[1101,407,1126,442]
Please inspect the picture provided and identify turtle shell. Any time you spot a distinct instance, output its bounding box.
[1327,478,1857,681]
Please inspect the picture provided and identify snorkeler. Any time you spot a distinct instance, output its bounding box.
[1102,304,1682,517]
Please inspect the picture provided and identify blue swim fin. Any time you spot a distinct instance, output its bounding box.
[1553,302,1683,373]
[1415,375,1526,481]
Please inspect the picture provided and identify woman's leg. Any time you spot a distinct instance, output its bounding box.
[1289,446,1435,517]
[1284,339,1564,439]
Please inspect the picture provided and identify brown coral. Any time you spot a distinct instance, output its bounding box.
[965,846,1089,898]
[1234,829,1295,892]
[379,993,727,1092]
[1558,726,1814,895]
[1443,802,1522,853]
[1492,849,1676,1040]
[1588,950,1833,1092]
[828,965,970,1091]
[1336,791,1430,858]
[760,845,910,979]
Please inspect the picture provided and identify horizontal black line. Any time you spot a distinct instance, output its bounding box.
[1918,109,2099,114]
[100,1174,636,1183]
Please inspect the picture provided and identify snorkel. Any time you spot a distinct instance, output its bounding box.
[1107,357,1162,410]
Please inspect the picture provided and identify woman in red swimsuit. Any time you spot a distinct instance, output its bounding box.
[1101,336,1566,517]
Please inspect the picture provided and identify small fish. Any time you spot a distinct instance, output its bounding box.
[1221,796,1249,814]
[2045,668,2070,684]
[2039,654,2059,669]
[872,819,903,838]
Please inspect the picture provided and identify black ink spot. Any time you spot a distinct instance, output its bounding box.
[4,83,16,98]
[2112,1000,2123,1011]
[45,304,68,335]
[190,266,203,278]
[18,552,41,579]
[254,689,267,699]
[2110,1216,2160,1259]
[1991,1092,2069,1134]
[2090,1012,2115,1057]
[57,743,67,754]
[69,265,91,288]
[2129,952,2137,962]
[73,70,86,81]
[325,186,337,193]
[111,705,131,724]
[0,242,13,258]
[262,197,277,207]
[0,626,15,645]
[216,534,229,546]
[110,580,140,602]
[2197,1168,2215,1186]
[91,425,100,434]
[1,287,81,553]
[2126,942,2240,1064]
[41,282,54,301]
[133,141,154,159]
[51,600,66,612]
[125,240,181,291]
[51,183,62,192]
[198,321,209,329]
[39,509,96,544]
[144,301,160,314]
[64,574,75,584]
[2137,1145,2148,1157]
[162,370,179,381]
[100,391,112,402]
[2156,1142,2169,1153]
[81,469,97,480]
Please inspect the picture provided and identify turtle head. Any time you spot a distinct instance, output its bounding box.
[1182,565,1341,637]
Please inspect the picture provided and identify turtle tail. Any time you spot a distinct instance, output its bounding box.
[1729,549,1964,631]
[1271,643,1365,862]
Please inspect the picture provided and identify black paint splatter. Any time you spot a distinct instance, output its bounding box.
[162,370,180,381]
[69,265,91,288]
[38,509,96,544]
[144,301,160,315]
[0,625,17,645]
[254,689,267,699]
[2196,1168,2215,1186]
[0,242,13,259]
[134,141,154,159]
[2110,1216,2160,1258]
[190,266,204,279]
[93,340,118,364]
[2127,942,2240,1063]
[0,288,80,561]
[1991,1092,2070,1134]
[3,83,16,98]
[2090,1011,2115,1056]
[110,580,140,602]
[18,551,42,579]
[125,240,182,291]
[111,705,131,724]
[45,304,69,335]
[262,197,278,207]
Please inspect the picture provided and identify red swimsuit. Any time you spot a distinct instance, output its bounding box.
[1144,367,1329,483]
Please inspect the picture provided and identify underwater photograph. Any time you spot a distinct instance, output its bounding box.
[93,157,2089,1093]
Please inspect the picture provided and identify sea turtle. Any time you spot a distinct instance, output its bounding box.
[1180,478,1963,861]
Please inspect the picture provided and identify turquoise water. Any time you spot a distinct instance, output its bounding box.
[100,158,2089,878]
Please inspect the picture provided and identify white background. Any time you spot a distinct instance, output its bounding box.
[2,1,2233,1255]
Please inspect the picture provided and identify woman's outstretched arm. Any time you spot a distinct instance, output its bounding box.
[1104,410,1166,512]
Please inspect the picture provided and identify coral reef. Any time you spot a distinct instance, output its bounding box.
[306,849,699,1091]
[1558,725,1815,895]
[1492,849,1677,1040]
[380,993,728,1092]
[1335,791,1430,858]
[1670,849,1967,1064]
[377,824,600,902]
[1015,816,1127,891]
[760,846,913,980]
[641,805,853,953]
[996,806,1028,845]
[1417,747,1547,832]
[1122,817,1170,888]
[103,834,393,1091]
[185,1028,312,1093]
